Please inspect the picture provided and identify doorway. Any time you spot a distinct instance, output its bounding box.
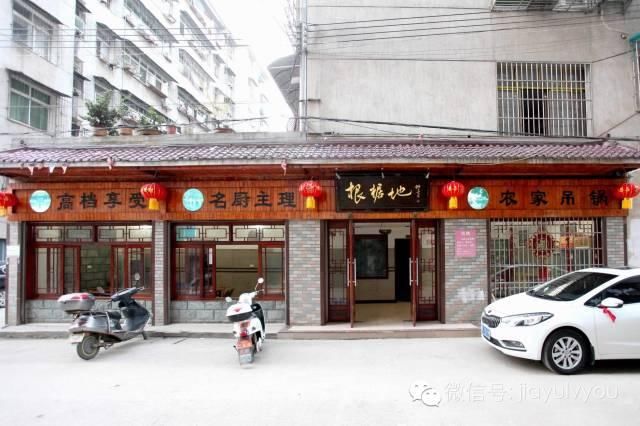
[326,220,438,327]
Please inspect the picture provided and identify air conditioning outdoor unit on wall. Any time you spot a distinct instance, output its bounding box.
[124,14,137,28]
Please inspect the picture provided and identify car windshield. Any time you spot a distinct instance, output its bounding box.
[527,271,615,301]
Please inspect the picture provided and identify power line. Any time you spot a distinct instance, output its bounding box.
[301,116,637,141]
[308,14,640,45]
[307,10,635,38]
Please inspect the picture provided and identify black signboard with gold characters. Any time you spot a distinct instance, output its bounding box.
[336,173,429,211]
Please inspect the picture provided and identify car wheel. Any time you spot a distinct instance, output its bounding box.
[542,330,589,375]
[0,290,5,308]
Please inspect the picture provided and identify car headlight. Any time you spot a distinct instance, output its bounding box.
[501,313,553,327]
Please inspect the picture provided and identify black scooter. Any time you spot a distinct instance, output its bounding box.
[58,278,151,360]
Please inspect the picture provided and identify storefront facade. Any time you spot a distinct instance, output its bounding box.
[0,136,638,327]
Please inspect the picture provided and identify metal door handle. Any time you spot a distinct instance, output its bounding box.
[353,261,357,287]
[346,259,350,288]
[409,259,413,287]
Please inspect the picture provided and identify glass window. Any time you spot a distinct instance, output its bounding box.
[587,278,640,306]
[528,272,615,302]
[80,245,110,294]
[12,0,55,62]
[216,245,259,298]
[172,224,285,299]
[9,77,52,130]
[30,224,152,297]
[175,247,201,298]
[262,247,284,296]
[35,247,61,295]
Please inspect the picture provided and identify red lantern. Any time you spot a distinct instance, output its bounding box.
[298,180,323,209]
[0,192,17,216]
[441,181,465,210]
[615,182,640,209]
[140,183,167,211]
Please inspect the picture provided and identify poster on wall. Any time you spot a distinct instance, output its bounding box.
[455,229,477,258]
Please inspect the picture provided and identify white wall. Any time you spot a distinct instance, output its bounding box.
[305,0,640,137]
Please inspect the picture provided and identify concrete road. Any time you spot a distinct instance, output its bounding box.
[0,337,639,426]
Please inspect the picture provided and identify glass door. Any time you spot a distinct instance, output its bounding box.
[416,222,438,321]
[327,222,350,322]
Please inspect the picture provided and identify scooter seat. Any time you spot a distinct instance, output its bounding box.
[106,310,122,320]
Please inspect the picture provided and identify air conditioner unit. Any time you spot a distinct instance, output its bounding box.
[164,13,176,24]
[178,103,187,114]
[100,0,110,5]
[161,98,171,111]
[163,51,172,62]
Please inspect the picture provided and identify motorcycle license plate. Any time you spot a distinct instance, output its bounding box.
[69,333,83,344]
[237,339,253,350]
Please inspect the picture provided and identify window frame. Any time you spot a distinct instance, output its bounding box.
[171,223,286,301]
[497,62,592,137]
[586,277,640,306]
[12,0,56,62]
[8,76,52,131]
[28,223,153,299]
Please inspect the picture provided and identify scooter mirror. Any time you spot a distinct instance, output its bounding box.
[225,297,233,303]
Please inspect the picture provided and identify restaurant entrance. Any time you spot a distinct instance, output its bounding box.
[327,220,439,327]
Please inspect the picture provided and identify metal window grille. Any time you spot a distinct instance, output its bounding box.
[489,218,604,300]
[497,62,591,137]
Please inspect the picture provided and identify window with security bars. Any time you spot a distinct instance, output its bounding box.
[497,62,591,137]
[489,218,604,300]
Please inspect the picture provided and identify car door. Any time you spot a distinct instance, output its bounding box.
[589,277,640,357]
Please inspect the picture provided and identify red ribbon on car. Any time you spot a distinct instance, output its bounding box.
[600,307,616,323]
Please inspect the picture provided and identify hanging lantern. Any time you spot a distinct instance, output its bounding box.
[615,182,640,209]
[441,181,465,210]
[140,183,168,211]
[298,180,323,209]
[0,192,17,217]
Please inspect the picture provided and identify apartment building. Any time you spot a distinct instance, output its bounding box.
[0,0,282,142]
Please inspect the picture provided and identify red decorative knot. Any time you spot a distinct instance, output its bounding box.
[0,192,18,217]
[528,232,555,258]
[614,182,640,209]
[140,183,168,211]
[298,180,323,209]
[441,181,465,210]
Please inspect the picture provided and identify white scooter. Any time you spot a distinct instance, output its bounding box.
[225,278,266,365]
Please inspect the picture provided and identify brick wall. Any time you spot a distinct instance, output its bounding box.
[444,219,488,323]
[7,221,22,326]
[153,221,167,325]
[288,220,322,325]
[606,216,626,267]
[170,300,286,323]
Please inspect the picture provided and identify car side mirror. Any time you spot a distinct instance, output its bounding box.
[599,297,623,309]
[225,297,233,303]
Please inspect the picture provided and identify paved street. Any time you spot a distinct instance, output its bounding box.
[1,336,639,426]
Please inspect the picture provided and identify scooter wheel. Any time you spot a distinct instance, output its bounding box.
[77,335,100,360]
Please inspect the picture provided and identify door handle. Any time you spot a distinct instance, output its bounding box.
[409,259,413,287]
[346,259,350,288]
[353,261,357,287]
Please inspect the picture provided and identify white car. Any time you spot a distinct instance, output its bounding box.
[481,267,640,374]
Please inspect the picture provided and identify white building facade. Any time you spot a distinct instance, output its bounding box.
[0,0,284,143]
[302,0,640,266]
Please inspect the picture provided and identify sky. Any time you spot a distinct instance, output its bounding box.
[215,0,295,67]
